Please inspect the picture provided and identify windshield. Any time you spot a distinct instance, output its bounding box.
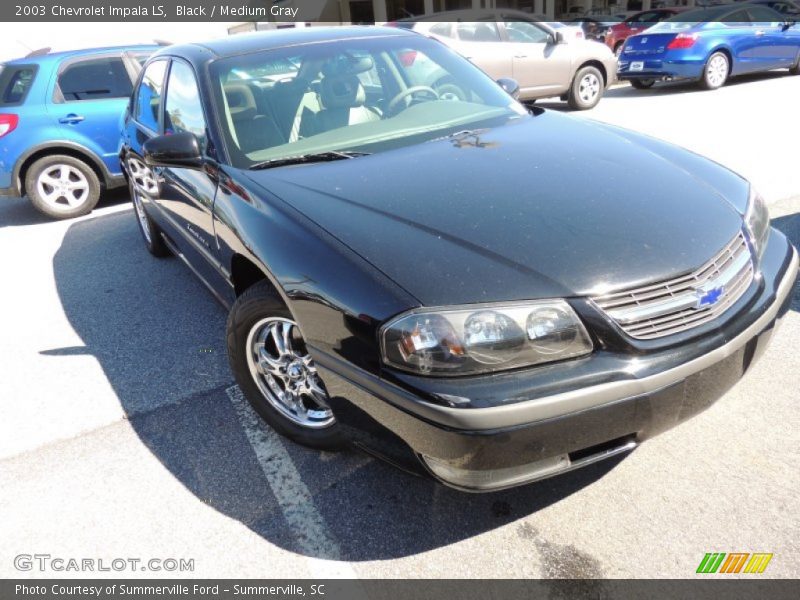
[209,35,526,169]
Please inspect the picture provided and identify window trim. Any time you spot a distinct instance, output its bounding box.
[131,58,170,135]
[52,52,136,105]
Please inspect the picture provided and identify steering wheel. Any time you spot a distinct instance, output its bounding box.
[387,86,439,115]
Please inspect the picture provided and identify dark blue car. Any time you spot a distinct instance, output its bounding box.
[0,44,158,218]
[618,4,800,90]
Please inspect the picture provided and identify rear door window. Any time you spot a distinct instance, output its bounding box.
[0,65,37,106]
[456,22,502,42]
[57,56,133,101]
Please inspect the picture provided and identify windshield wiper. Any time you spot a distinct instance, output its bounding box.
[249,150,371,170]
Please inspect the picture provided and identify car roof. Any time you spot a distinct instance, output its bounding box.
[4,44,159,65]
[163,26,414,61]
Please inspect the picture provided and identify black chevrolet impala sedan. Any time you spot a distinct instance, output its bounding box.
[120,27,798,491]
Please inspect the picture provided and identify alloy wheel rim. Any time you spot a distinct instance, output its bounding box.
[707,55,728,87]
[579,73,601,104]
[245,317,335,429]
[37,164,89,210]
[127,157,159,196]
[131,186,152,244]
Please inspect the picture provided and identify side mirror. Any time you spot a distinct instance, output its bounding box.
[552,31,565,44]
[143,132,203,170]
[783,20,796,30]
[496,77,520,100]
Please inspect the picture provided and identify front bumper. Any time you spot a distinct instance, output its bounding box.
[317,232,798,491]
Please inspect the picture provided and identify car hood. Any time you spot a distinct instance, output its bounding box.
[244,112,746,306]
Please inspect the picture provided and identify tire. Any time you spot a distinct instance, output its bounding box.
[790,53,800,75]
[26,154,100,219]
[567,65,605,110]
[129,176,170,258]
[699,51,729,90]
[227,280,344,450]
[630,78,656,90]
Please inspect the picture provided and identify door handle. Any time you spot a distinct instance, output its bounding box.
[755,30,766,36]
[514,55,528,59]
[58,114,85,124]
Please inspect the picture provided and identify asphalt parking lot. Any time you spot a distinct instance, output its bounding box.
[1,73,799,579]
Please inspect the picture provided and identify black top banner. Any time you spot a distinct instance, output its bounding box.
[1,1,338,22]
[2,0,797,22]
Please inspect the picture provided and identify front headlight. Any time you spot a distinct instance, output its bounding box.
[744,186,770,260]
[380,301,593,376]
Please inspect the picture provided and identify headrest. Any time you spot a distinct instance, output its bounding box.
[321,54,374,78]
[224,83,256,121]
[320,75,366,110]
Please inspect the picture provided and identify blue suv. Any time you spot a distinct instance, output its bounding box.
[0,45,158,219]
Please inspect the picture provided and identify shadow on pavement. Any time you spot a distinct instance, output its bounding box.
[0,188,130,228]
[537,70,792,111]
[604,70,791,99]
[52,208,622,562]
[772,211,800,313]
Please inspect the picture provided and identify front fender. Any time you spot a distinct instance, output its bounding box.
[213,172,420,377]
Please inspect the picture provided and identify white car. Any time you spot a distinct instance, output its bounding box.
[393,9,617,110]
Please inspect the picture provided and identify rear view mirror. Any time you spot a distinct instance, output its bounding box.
[496,78,520,100]
[143,132,203,170]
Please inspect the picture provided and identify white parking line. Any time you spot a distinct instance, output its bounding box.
[226,385,358,578]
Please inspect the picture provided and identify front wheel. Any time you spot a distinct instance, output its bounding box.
[128,156,170,257]
[699,52,729,90]
[630,78,656,90]
[26,154,100,219]
[567,66,604,110]
[226,280,344,450]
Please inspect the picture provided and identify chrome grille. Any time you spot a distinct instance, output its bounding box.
[592,232,754,340]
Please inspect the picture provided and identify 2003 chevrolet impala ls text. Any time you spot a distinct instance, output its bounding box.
[119,27,798,492]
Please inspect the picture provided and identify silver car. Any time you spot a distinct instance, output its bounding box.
[398,10,618,110]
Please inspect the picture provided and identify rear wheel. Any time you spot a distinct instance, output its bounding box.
[26,154,100,219]
[699,52,729,90]
[630,78,656,90]
[227,280,344,450]
[567,66,604,110]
